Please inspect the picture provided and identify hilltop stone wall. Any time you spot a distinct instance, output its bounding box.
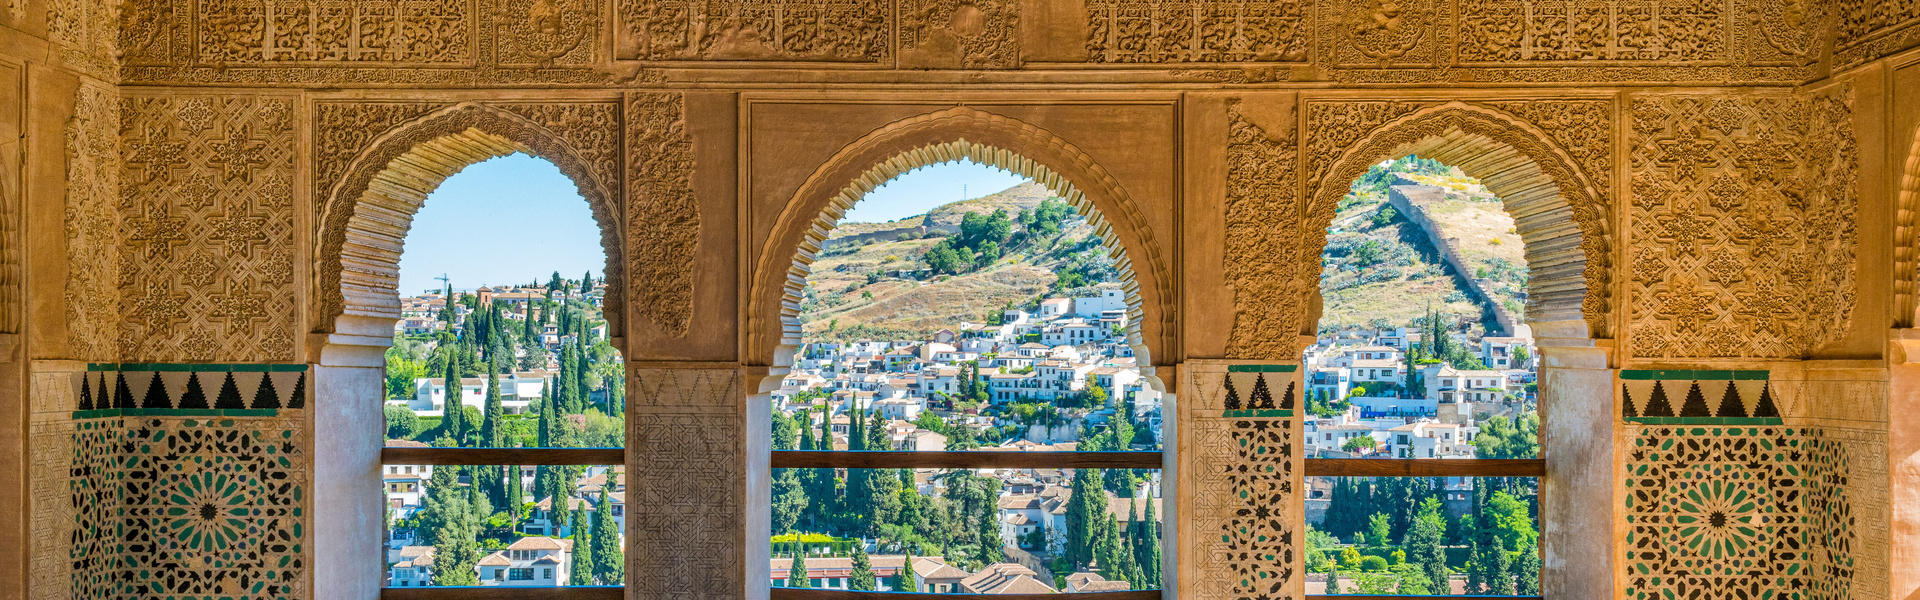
[1386,183,1522,337]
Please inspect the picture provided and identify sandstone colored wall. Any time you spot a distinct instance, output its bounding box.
[2,1,1919,599]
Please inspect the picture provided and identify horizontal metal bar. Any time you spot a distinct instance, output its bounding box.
[771,451,1163,470]
[380,447,626,466]
[772,589,1162,600]
[1307,596,1543,600]
[380,585,624,599]
[1304,458,1546,478]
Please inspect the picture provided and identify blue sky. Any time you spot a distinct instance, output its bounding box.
[400,155,1030,293]
[399,154,608,294]
[842,160,1030,223]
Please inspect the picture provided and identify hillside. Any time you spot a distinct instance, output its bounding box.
[800,182,1114,340]
[1316,159,1526,335]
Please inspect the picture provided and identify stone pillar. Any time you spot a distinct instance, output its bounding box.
[1532,319,1615,599]
[310,315,393,600]
[1175,360,1302,600]
[1891,331,1920,599]
[625,365,748,600]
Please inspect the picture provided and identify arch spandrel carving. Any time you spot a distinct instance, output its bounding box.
[313,101,628,340]
[1303,100,1617,340]
[748,106,1174,371]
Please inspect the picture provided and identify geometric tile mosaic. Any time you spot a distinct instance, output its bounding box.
[75,363,308,418]
[41,365,309,600]
[1183,364,1299,600]
[1621,369,1781,425]
[1624,424,1857,600]
[1222,364,1297,418]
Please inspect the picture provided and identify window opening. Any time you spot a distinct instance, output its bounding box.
[769,159,1163,596]
[1305,156,1543,597]
[379,154,626,592]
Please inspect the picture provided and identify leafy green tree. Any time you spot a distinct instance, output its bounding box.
[1342,435,1376,454]
[1389,563,1433,594]
[427,477,491,586]
[386,351,426,399]
[1404,498,1450,594]
[506,465,524,520]
[771,468,806,535]
[848,546,877,591]
[1474,414,1540,460]
[1305,525,1339,573]
[1367,512,1391,547]
[384,404,422,440]
[591,490,623,584]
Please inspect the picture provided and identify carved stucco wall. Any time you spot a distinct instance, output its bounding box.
[63,80,120,364]
[95,0,1868,86]
[120,93,298,362]
[4,0,1913,598]
[1624,88,1859,359]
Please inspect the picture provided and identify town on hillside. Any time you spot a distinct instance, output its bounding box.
[382,272,630,588]
[768,283,1165,593]
[1301,156,1544,595]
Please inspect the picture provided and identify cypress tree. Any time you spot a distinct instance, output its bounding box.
[506,464,524,520]
[443,351,465,445]
[569,514,594,585]
[787,545,810,588]
[591,489,623,584]
[537,382,555,448]
[896,549,917,592]
[848,546,877,591]
[582,271,593,292]
[1065,468,1107,568]
[1515,540,1542,594]
[1137,497,1162,588]
[482,367,504,509]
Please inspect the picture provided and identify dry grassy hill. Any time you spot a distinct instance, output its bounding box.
[800,182,1110,339]
[1317,169,1526,334]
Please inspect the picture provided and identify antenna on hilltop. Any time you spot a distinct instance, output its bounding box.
[963,184,967,201]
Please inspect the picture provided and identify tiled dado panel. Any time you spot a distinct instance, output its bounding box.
[31,364,310,600]
[1181,363,1301,600]
[1621,369,1874,600]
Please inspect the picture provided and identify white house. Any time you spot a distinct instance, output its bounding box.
[1423,364,1510,403]
[474,537,573,586]
[409,377,488,415]
[1481,336,1532,369]
[389,546,436,587]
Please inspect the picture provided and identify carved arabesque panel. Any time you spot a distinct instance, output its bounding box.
[1834,0,1920,69]
[1224,103,1305,360]
[625,92,698,338]
[1085,0,1309,63]
[1626,91,1858,358]
[195,0,475,64]
[64,82,121,363]
[898,0,1019,69]
[616,0,891,62]
[119,94,298,362]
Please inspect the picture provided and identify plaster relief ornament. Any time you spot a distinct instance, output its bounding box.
[1346,0,1426,65]
[620,0,890,62]
[504,0,593,65]
[899,0,1018,69]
